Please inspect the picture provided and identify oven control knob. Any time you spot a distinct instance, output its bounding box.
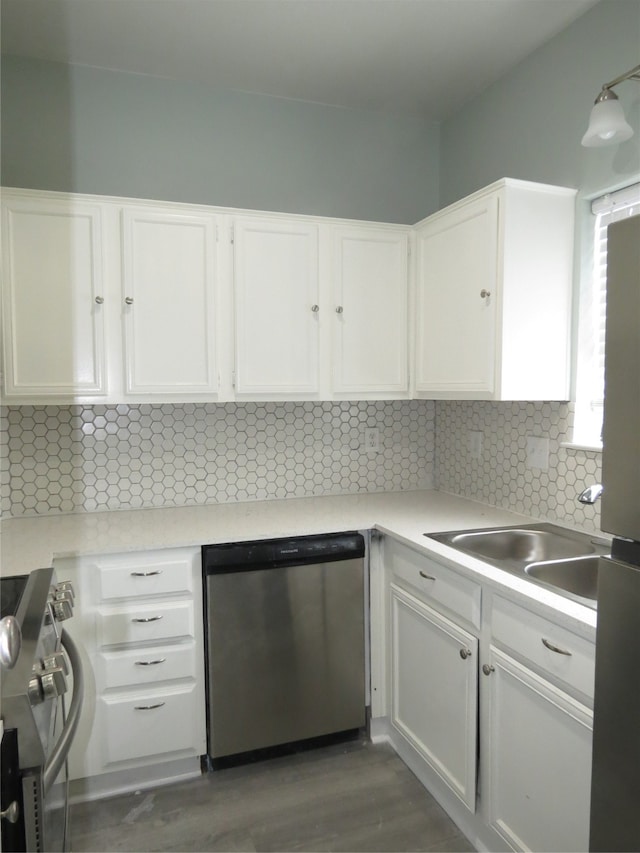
[42,651,69,676]
[0,615,21,670]
[28,673,44,705]
[52,598,73,621]
[55,581,75,604]
[41,666,68,700]
[47,588,74,622]
[1,800,20,824]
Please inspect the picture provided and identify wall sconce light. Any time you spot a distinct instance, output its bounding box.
[582,64,640,147]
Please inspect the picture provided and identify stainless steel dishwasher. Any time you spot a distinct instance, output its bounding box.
[202,532,366,762]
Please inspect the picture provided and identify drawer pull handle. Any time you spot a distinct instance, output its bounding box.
[131,616,163,623]
[419,571,436,581]
[542,638,572,656]
[135,658,166,666]
[130,571,163,577]
[134,703,165,711]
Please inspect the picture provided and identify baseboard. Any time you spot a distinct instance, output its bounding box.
[69,756,202,804]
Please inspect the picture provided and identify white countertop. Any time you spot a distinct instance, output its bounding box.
[0,489,598,632]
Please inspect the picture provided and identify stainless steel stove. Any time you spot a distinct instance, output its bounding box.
[1,567,83,852]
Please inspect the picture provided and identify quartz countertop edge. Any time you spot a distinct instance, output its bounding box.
[0,489,598,633]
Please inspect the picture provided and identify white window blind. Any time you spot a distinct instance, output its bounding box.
[574,182,640,446]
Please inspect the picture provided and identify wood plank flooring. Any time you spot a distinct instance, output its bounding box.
[70,739,475,852]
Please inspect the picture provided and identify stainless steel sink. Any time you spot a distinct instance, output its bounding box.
[425,523,609,608]
[442,528,590,564]
[525,556,600,602]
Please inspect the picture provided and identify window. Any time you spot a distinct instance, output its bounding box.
[573,182,640,447]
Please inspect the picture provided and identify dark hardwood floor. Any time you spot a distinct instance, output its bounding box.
[70,739,474,852]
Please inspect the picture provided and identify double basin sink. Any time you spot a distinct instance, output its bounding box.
[426,523,610,608]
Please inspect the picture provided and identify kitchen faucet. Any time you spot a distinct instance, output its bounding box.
[578,483,603,504]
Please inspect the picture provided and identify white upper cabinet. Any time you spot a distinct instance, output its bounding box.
[332,227,408,396]
[121,207,219,396]
[414,179,576,401]
[1,193,107,398]
[233,216,319,396]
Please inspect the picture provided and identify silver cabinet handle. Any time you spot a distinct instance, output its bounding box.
[94,296,104,304]
[480,289,491,299]
[542,638,572,656]
[125,296,134,305]
[311,304,319,312]
[1,801,19,824]
[135,658,166,666]
[134,703,165,711]
[336,306,344,314]
[459,648,472,660]
[482,664,495,675]
[130,570,162,577]
[419,570,436,581]
[131,616,163,623]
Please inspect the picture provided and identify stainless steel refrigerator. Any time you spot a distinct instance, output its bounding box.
[589,213,640,851]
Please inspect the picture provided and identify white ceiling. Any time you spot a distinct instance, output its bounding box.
[1,0,600,120]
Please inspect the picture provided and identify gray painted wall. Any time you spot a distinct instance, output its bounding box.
[440,0,640,205]
[0,56,440,224]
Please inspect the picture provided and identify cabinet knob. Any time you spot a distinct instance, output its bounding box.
[459,648,472,660]
[482,663,495,676]
[125,297,134,305]
[336,306,344,314]
[480,289,491,299]
[311,304,319,313]
[94,296,104,304]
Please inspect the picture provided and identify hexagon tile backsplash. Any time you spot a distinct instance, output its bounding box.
[0,399,603,534]
[0,401,435,517]
[435,401,603,535]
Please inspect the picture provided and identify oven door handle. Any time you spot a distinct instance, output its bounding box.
[43,629,84,795]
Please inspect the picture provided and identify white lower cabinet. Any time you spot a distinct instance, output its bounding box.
[56,546,206,798]
[482,647,593,853]
[378,536,596,852]
[390,584,478,810]
[384,538,481,814]
[482,595,594,852]
[100,684,203,765]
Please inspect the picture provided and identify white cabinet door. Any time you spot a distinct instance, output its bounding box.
[233,217,319,395]
[413,179,574,401]
[1,194,107,397]
[482,647,593,853]
[332,227,408,395]
[415,194,498,397]
[121,207,218,395]
[390,584,478,811]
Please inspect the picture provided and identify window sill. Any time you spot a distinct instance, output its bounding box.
[561,441,602,453]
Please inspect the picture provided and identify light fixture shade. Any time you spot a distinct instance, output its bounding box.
[582,96,634,147]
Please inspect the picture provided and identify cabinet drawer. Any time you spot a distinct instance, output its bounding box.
[385,539,481,629]
[96,642,198,689]
[96,555,193,601]
[100,684,202,765]
[491,596,595,700]
[96,601,194,647]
